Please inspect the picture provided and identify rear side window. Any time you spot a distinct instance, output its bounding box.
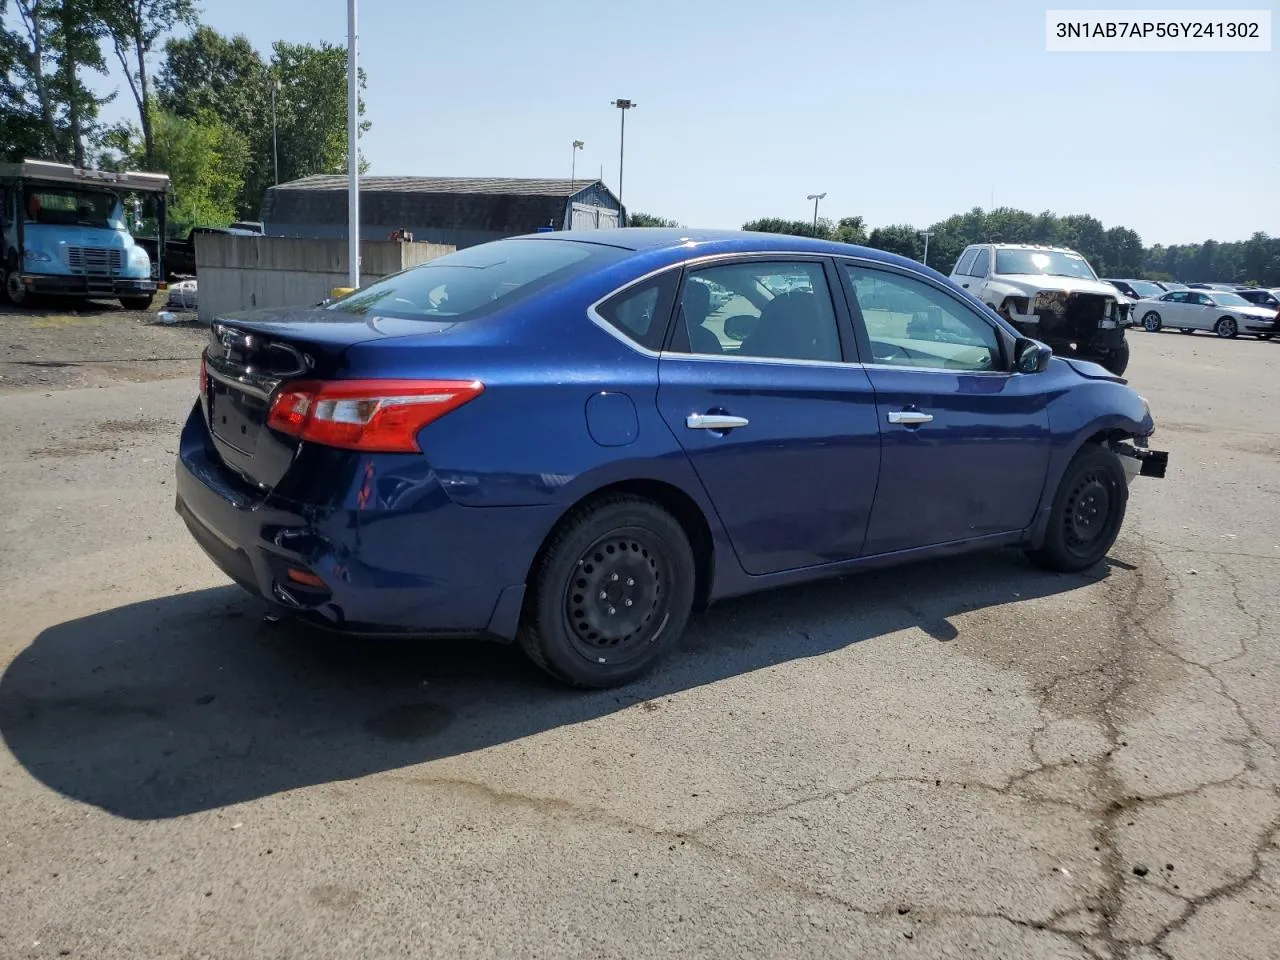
[328,238,621,321]
[594,270,678,352]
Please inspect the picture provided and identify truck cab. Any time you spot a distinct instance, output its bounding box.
[1,160,169,310]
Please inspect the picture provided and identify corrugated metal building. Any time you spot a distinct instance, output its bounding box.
[261,175,625,249]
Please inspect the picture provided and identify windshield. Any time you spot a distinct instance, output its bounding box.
[1128,280,1165,297]
[328,238,621,321]
[24,188,125,229]
[994,249,1097,280]
[1209,292,1251,307]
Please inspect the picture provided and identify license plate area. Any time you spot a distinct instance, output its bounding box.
[209,381,268,456]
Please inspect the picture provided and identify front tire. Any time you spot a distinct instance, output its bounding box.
[1215,317,1238,338]
[1027,444,1128,573]
[120,294,154,311]
[1095,338,1130,376]
[1141,311,1162,332]
[3,253,28,307]
[518,495,696,688]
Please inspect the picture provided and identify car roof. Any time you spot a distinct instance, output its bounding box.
[513,227,937,275]
[986,243,1082,254]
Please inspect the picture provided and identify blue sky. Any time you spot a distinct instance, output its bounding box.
[88,0,1278,245]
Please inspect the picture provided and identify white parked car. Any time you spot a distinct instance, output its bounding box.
[949,244,1132,375]
[1135,289,1279,339]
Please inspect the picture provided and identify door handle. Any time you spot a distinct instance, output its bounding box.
[888,410,934,425]
[686,413,749,430]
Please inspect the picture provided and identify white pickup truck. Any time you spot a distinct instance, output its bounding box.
[949,243,1133,375]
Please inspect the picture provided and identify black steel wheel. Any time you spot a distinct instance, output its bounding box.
[519,495,696,688]
[3,253,27,307]
[1027,444,1128,573]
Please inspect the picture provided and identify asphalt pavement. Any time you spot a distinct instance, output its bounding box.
[0,325,1276,960]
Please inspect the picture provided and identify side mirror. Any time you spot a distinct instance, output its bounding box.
[722,314,759,342]
[1014,337,1052,374]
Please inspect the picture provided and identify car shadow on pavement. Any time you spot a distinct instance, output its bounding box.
[0,550,1112,820]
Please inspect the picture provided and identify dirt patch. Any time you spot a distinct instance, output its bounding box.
[1,299,205,393]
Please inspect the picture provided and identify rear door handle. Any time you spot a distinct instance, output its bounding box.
[887,411,933,425]
[686,413,749,430]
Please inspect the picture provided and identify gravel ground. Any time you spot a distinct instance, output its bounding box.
[0,323,1276,960]
[0,299,205,393]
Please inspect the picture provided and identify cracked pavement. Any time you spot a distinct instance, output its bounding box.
[0,329,1277,959]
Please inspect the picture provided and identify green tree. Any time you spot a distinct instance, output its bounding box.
[628,211,680,227]
[100,0,196,165]
[866,224,923,262]
[50,0,111,166]
[742,216,832,239]
[833,215,867,245]
[156,25,270,214]
[109,107,249,232]
[271,39,369,181]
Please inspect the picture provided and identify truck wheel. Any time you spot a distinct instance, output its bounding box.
[120,294,154,311]
[1098,339,1130,376]
[1027,444,1128,573]
[518,495,696,688]
[3,253,28,307]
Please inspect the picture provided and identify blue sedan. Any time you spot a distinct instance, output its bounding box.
[175,229,1168,687]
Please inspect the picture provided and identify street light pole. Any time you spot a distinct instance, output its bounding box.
[611,99,635,207]
[346,0,359,289]
[919,230,934,266]
[570,139,583,190]
[806,192,826,236]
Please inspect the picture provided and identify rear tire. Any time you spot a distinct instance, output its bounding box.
[120,294,154,311]
[518,495,696,688]
[1141,311,1162,332]
[1215,317,1238,338]
[1027,444,1128,573]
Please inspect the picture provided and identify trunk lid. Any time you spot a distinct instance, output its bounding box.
[202,306,457,490]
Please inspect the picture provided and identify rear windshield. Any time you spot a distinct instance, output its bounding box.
[328,238,620,321]
[994,249,1097,280]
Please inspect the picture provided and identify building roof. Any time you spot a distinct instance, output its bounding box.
[274,175,601,198]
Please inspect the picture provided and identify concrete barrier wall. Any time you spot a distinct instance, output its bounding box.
[195,235,455,323]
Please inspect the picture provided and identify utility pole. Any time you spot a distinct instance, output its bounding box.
[346,0,360,289]
[271,77,281,185]
[807,192,826,236]
[611,99,635,205]
[919,230,934,266]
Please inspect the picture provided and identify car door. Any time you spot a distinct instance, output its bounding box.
[655,256,881,575]
[1186,291,1219,330]
[836,258,1053,556]
[956,246,991,297]
[1152,291,1188,326]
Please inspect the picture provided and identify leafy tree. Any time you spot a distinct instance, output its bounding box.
[742,216,832,239]
[866,224,923,262]
[49,0,111,165]
[108,107,250,232]
[833,216,867,245]
[100,0,196,165]
[628,211,681,227]
[271,40,369,181]
[9,0,60,155]
[156,26,270,214]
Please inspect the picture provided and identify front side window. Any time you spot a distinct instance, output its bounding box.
[968,248,991,277]
[329,238,621,322]
[843,264,1002,372]
[953,248,978,276]
[993,248,1097,280]
[673,260,842,362]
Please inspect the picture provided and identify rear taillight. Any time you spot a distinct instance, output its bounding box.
[265,379,484,453]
